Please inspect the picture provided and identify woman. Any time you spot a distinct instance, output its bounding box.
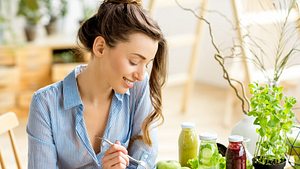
[26,0,168,168]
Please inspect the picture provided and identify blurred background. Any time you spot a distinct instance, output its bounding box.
[1,0,300,168]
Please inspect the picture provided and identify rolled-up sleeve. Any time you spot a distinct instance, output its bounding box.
[27,92,58,169]
[128,75,158,169]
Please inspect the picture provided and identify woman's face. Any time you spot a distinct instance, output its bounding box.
[102,33,158,94]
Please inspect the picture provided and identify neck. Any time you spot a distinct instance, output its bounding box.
[77,62,113,105]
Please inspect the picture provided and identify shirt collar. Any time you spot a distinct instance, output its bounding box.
[114,89,130,101]
[62,64,130,109]
[62,66,84,110]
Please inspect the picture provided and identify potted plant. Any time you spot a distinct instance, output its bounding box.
[248,82,296,168]
[17,0,42,41]
[42,0,68,35]
[176,0,299,168]
[0,15,5,44]
[78,0,95,25]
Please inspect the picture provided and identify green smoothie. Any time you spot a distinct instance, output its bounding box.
[178,123,199,167]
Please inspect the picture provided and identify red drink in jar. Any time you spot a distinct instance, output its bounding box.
[225,135,246,169]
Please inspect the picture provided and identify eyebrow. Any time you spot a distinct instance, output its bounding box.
[131,53,147,60]
[131,53,155,64]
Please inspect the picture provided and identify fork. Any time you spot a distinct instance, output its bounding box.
[98,137,150,169]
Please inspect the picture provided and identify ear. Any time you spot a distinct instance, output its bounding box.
[92,36,106,58]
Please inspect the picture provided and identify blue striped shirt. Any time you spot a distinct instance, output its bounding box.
[27,65,158,169]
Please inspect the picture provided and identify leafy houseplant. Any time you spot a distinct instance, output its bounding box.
[17,0,42,41]
[0,0,17,45]
[0,15,5,24]
[0,14,5,44]
[176,0,300,168]
[78,0,95,25]
[42,0,68,35]
[248,82,296,168]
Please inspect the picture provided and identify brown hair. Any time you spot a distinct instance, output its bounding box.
[77,0,168,146]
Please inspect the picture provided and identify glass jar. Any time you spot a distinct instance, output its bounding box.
[198,133,219,169]
[178,122,199,167]
[243,138,253,165]
[225,135,246,169]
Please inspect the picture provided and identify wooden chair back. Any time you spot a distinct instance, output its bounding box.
[0,112,22,169]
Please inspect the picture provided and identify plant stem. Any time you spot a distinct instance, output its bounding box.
[175,0,250,114]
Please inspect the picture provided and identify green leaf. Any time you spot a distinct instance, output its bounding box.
[282,121,293,131]
[267,116,280,127]
[249,82,296,164]
[187,158,198,169]
[258,128,266,136]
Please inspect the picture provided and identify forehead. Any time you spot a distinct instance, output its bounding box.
[115,33,158,59]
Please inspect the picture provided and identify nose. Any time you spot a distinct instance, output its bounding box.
[134,66,146,81]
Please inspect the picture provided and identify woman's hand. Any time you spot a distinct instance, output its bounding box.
[102,140,130,169]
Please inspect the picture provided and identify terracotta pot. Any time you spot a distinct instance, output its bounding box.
[45,17,58,35]
[0,25,4,44]
[24,23,37,42]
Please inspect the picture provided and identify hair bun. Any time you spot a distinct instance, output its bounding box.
[106,0,142,6]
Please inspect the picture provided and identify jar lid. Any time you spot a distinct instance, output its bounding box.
[199,133,217,141]
[181,122,195,128]
[228,135,243,142]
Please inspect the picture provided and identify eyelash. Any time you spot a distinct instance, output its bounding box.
[129,61,138,66]
[129,60,150,68]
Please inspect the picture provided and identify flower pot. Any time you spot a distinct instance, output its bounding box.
[252,156,286,169]
[45,17,58,35]
[24,23,37,42]
[0,24,4,44]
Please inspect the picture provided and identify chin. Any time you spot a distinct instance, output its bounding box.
[113,88,129,94]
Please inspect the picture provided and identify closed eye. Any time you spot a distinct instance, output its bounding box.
[129,60,138,66]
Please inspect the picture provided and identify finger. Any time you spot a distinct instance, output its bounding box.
[115,140,121,145]
[113,141,129,166]
[103,159,127,169]
[102,152,128,168]
[111,162,127,169]
[102,151,129,165]
[105,141,128,155]
[103,161,126,169]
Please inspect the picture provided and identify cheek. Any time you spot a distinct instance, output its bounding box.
[110,59,131,76]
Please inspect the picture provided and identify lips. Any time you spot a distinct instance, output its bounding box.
[123,77,134,88]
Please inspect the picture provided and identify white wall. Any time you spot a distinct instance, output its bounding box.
[5,0,299,88]
[1,0,231,87]
[151,0,233,87]
[150,0,300,87]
